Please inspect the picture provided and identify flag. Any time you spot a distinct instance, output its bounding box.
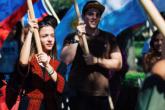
[98,0,165,35]
[55,0,84,58]
[55,0,165,57]
[22,0,52,27]
[0,0,38,48]
[0,0,51,73]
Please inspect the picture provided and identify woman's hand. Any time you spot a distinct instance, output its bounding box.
[36,53,50,66]
[28,19,38,33]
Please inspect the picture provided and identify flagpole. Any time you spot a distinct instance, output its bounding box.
[27,0,43,53]
[140,0,165,37]
[44,0,60,24]
[72,0,90,55]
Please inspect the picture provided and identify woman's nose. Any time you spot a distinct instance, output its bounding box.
[47,35,53,41]
[158,40,163,45]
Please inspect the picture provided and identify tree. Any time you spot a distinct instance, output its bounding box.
[49,0,72,17]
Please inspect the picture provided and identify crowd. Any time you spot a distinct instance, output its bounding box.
[0,0,165,110]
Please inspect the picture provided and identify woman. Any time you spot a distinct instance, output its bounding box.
[143,30,165,72]
[19,16,65,110]
[136,31,165,110]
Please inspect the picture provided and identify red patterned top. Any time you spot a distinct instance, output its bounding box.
[24,56,65,100]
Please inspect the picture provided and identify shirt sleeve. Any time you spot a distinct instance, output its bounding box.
[63,32,76,46]
[56,73,65,93]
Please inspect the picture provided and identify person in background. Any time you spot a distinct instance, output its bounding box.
[0,73,8,110]
[18,15,65,110]
[143,30,165,72]
[0,21,23,110]
[0,21,22,81]
[61,1,122,110]
[136,31,165,110]
[0,73,5,97]
[136,59,165,110]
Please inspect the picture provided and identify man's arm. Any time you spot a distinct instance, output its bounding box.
[84,46,122,71]
[151,59,165,80]
[97,46,122,71]
[60,35,79,65]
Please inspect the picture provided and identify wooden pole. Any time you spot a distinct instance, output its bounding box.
[73,0,82,22]
[27,0,43,53]
[140,0,165,37]
[72,0,90,55]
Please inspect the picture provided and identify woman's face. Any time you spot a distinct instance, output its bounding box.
[153,33,164,53]
[39,25,55,53]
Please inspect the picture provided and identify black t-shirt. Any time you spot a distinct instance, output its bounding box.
[63,30,118,96]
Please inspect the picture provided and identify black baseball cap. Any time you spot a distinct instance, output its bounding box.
[82,1,105,16]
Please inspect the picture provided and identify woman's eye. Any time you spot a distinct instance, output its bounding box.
[41,34,48,38]
[51,34,54,38]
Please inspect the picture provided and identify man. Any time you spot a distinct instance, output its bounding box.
[61,1,122,110]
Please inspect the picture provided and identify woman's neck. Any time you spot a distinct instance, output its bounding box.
[43,49,51,55]
[153,51,162,57]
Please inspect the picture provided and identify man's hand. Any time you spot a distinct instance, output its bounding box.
[76,22,86,36]
[83,54,97,65]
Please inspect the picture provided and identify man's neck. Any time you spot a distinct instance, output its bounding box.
[86,27,100,37]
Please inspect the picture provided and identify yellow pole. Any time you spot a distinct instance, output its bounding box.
[72,0,90,55]
[140,0,165,37]
[27,0,43,53]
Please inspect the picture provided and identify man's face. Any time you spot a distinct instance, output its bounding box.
[84,8,101,29]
